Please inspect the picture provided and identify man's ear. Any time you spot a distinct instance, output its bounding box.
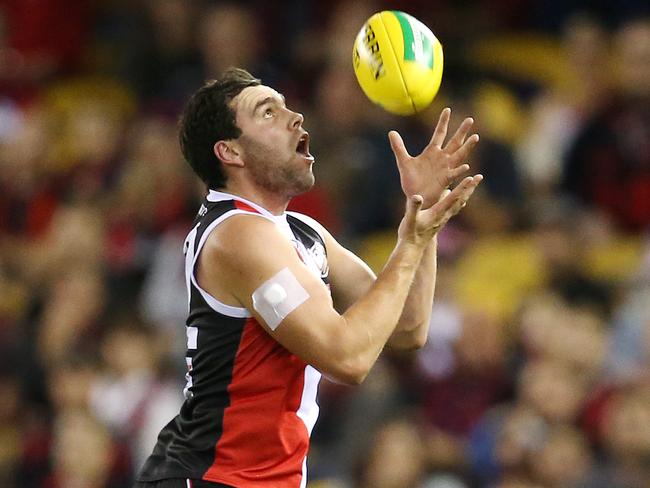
[214,140,244,168]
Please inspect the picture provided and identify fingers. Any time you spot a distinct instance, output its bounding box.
[404,193,424,223]
[447,163,471,182]
[449,174,482,214]
[437,188,451,203]
[407,194,424,211]
[444,117,474,154]
[429,107,451,148]
[437,162,470,193]
[432,174,483,218]
[453,134,480,165]
[448,174,483,215]
[388,130,411,162]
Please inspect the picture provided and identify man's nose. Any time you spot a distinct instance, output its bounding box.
[290,111,304,130]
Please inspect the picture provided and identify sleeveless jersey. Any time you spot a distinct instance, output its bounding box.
[137,190,327,488]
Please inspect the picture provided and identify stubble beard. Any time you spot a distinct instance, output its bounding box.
[241,136,314,198]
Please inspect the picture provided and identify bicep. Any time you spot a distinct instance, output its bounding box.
[200,216,349,375]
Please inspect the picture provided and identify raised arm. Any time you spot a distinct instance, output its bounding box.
[311,110,481,351]
[387,108,482,349]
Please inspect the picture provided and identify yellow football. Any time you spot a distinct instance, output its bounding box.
[352,10,444,115]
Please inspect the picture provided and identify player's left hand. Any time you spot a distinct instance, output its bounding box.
[389,108,480,209]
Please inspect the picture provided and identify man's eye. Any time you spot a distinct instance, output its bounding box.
[264,108,274,118]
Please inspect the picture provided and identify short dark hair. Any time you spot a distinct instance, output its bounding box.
[179,68,261,189]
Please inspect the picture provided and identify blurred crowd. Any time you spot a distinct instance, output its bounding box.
[0,0,649,487]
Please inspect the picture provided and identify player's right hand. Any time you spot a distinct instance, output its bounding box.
[397,174,483,247]
[389,108,480,210]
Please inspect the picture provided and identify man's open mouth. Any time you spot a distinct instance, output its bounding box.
[296,133,313,159]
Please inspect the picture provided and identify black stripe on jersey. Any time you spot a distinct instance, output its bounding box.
[139,198,248,481]
[137,316,247,480]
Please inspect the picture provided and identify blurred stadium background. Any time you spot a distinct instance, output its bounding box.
[0,1,649,487]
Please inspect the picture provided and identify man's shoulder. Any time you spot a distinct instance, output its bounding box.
[207,209,276,238]
[202,212,286,261]
[200,213,309,292]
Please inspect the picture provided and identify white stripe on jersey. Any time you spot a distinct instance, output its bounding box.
[186,326,198,349]
[207,190,275,217]
[296,365,321,487]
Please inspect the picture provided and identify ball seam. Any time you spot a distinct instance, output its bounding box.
[377,11,417,114]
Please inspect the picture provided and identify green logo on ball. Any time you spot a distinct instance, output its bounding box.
[392,11,434,69]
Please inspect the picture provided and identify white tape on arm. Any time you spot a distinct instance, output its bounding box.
[252,267,310,330]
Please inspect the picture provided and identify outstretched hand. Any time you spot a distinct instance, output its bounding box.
[389,108,480,209]
[398,174,483,247]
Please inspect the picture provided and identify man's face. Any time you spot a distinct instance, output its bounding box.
[231,85,314,198]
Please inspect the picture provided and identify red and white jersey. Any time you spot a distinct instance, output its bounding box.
[137,190,327,487]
